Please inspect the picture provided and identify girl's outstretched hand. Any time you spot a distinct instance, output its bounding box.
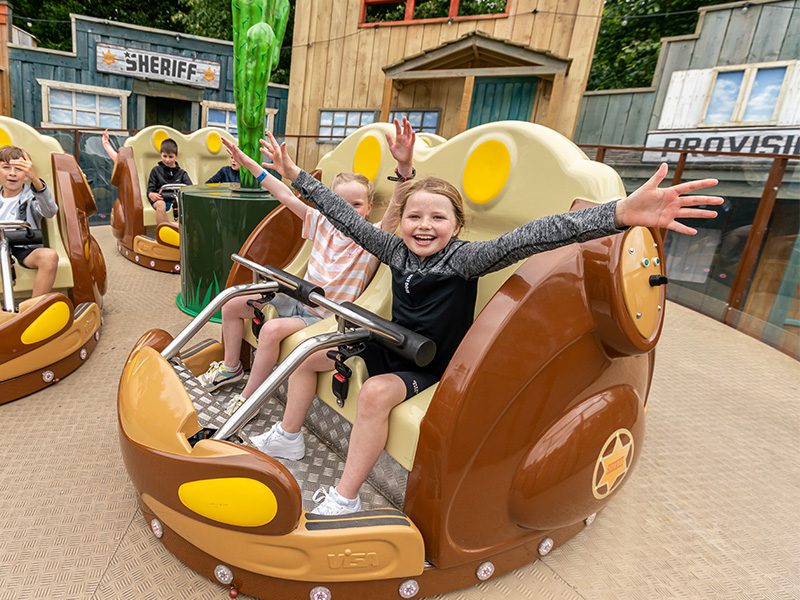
[616,163,723,235]
[220,137,258,173]
[260,131,300,181]
[386,117,415,168]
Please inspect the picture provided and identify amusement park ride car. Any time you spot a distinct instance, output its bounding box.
[117,121,667,599]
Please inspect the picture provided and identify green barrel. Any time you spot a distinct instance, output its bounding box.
[177,184,279,321]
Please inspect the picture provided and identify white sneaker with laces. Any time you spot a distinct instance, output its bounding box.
[311,486,362,516]
[251,423,305,460]
[198,360,244,391]
[224,393,247,416]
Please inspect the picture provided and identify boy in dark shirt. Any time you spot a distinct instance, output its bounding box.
[146,138,192,225]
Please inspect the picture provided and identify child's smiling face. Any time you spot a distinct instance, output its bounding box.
[0,161,26,196]
[400,190,460,258]
[334,180,372,219]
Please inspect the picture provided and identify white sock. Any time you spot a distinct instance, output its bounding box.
[222,361,241,372]
[332,487,359,506]
[276,422,301,440]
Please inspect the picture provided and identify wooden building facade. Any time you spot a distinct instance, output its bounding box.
[286,0,604,169]
[573,0,800,358]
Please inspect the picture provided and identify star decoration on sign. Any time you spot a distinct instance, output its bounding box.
[101,50,116,65]
[593,429,634,499]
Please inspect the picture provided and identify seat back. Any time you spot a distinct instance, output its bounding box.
[123,126,236,227]
[0,117,74,295]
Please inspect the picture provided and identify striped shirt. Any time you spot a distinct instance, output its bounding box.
[302,207,380,317]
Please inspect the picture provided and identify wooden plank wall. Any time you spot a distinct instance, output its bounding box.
[286,0,605,170]
[576,0,800,148]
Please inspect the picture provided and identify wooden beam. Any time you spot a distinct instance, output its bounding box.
[456,75,475,134]
[392,65,563,80]
[380,77,394,123]
[449,0,460,19]
[726,157,789,314]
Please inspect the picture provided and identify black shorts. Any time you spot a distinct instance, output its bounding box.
[10,243,42,266]
[358,341,439,399]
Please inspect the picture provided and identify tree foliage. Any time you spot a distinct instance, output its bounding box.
[589,0,725,90]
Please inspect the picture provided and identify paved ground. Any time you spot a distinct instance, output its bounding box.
[1,226,798,600]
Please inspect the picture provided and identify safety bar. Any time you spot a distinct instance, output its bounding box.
[0,220,32,312]
[231,255,436,367]
[158,183,186,194]
[212,329,370,440]
[161,281,280,360]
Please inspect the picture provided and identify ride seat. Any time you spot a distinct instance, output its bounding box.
[122,126,236,228]
[244,121,626,470]
[0,117,75,297]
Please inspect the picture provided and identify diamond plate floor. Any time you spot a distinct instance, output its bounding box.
[1,226,798,600]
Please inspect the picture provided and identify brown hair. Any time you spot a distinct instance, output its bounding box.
[160,138,178,155]
[398,177,466,230]
[331,172,375,204]
[0,146,25,164]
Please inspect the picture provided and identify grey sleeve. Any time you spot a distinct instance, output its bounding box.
[31,182,58,219]
[292,170,400,263]
[452,201,625,278]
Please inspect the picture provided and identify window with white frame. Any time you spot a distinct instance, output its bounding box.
[39,79,129,128]
[318,110,377,142]
[703,63,792,126]
[388,109,440,134]
[202,101,277,138]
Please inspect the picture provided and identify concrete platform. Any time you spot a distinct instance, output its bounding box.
[1,225,798,600]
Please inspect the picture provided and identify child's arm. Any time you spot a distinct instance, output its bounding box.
[147,167,162,202]
[181,170,193,186]
[221,137,309,220]
[101,130,118,162]
[260,132,400,262]
[381,117,415,233]
[454,164,722,278]
[11,151,57,218]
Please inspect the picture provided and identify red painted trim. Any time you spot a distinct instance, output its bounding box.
[360,0,509,26]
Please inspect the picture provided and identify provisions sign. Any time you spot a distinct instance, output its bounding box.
[96,43,221,89]
[642,128,800,163]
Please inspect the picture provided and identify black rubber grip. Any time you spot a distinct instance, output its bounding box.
[264,266,325,305]
[5,229,43,245]
[340,302,436,367]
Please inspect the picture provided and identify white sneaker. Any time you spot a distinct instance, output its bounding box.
[198,360,244,391]
[251,423,305,460]
[311,486,362,516]
[224,393,247,416]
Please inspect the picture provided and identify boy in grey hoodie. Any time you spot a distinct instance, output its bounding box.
[0,146,59,298]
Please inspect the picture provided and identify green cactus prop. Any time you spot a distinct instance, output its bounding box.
[232,0,290,188]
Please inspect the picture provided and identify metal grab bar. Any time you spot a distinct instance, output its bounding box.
[212,329,370,440]
[161,281,279,360]
[0,221,32,312]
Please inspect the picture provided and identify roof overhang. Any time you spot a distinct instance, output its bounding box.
[383,31,571,81]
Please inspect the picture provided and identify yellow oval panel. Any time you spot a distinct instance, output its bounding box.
[353,135,382,181]
[178,477,278,527]
[620,227,663,338]
[152,129,170,152]
[83,240,90,261]
[463,140,511,205]
[158,226,181,247]
[0,127,11,147]
[206,131,222,154]
[21,301,71,345]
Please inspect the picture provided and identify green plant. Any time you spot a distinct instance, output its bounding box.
[232,0,290,187]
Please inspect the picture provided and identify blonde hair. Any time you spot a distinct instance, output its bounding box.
[398,177,466,230]
[0,146,25,164]
[331,172,375,204]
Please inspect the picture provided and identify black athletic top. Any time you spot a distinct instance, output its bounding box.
[292,170,623,377]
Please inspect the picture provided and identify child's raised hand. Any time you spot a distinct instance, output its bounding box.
[220,137,257,171]
[10,150,37,183]
[386,117,415,167]
[616,163,723,235]
[260,132,300,181]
